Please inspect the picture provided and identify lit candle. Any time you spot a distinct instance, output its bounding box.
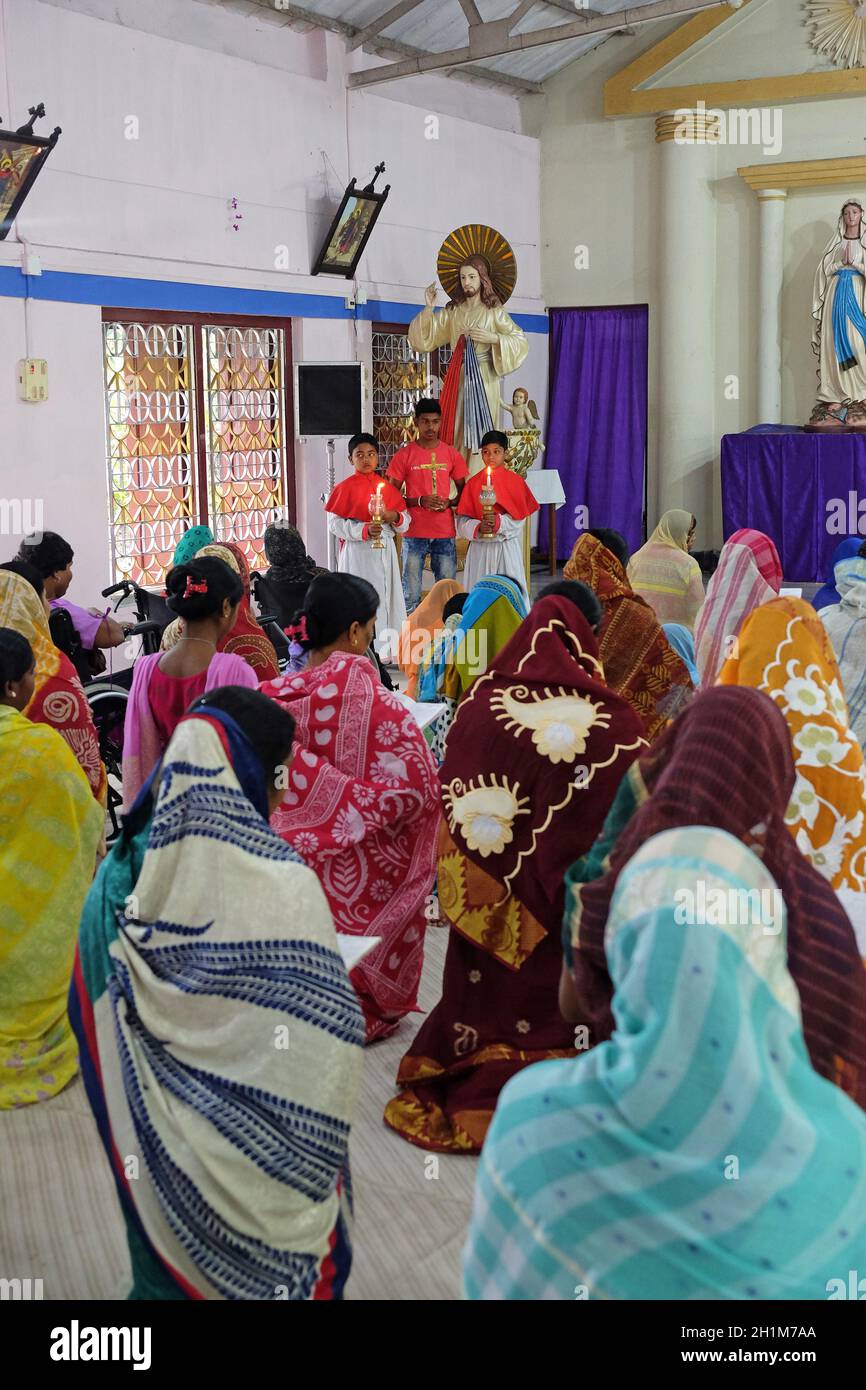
[486,465,492,486]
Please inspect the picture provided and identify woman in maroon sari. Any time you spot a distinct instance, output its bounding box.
[384,592,647,1153]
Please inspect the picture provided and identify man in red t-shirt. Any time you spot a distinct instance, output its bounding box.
[387,397,468,612]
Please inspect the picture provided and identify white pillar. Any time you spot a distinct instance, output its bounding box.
[655,111,718,537]
[756,189,787,423]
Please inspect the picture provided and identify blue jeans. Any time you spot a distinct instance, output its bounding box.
[402,536,457,612]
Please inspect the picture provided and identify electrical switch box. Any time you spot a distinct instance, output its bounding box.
[17,358,48,402]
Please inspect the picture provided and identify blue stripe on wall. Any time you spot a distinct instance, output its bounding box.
[0,266,548,333]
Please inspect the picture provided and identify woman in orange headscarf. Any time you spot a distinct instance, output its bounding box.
[397,578,464,698]
[563,530,692,740]
[718,596,866,947]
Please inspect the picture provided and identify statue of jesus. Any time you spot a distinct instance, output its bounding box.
[408,234,528,474]
[810,197,866,427]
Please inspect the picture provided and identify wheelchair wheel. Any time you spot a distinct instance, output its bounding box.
[86,682,129,845]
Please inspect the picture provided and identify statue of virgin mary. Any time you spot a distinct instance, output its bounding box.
[810,197,866,424]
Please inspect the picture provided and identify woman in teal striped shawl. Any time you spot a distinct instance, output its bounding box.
[464,827,866,1300]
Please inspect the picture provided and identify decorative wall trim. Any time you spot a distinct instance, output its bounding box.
[605,0,866,117]
[738,155,866,191]
[0,266,550,334]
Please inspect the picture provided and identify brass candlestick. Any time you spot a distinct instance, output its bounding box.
[479,468,496,538]
[368,484,386,549]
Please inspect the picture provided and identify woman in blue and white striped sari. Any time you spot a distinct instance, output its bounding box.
[71,686,365,1300]
[464,826,866,1300]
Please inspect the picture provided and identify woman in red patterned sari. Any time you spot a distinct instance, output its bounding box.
[0,566,105,805]
[262,574,440,1043]
[384,592,646,1153]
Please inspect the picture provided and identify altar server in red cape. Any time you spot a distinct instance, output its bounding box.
[326,433,409,662]
[456,430,537,601]
[384,591,646,1153]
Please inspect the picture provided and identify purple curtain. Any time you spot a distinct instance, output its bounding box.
[544,306,647,561]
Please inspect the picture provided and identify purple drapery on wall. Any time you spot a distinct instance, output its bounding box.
[544,306,647,561]
[721,426,866,581]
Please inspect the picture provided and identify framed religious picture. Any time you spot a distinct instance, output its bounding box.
[311,164,390,279]
[0,105,61,241]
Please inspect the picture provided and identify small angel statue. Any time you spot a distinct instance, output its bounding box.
[501,386,539,430]
[501,386,544,477]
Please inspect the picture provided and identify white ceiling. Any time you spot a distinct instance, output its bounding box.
[211,0,640,93]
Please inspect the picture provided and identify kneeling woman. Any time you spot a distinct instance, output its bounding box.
[262,574,440,1044]
[385,589,646,1153]
[70,687,365,1300]
[122,557,258,808]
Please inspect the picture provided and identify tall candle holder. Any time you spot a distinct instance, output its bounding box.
[479,466,497,539]
[368,481,386,549]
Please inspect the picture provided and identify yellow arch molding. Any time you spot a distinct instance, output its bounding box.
[604,0,866,117]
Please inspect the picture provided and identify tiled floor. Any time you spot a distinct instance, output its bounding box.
[0,920,471,1302]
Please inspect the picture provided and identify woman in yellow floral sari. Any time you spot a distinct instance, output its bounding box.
[0,632,104,1106]
[718,596,866,947]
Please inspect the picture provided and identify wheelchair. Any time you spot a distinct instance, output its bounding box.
[59,580,174,843]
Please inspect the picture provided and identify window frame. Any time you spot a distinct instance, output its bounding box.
[101,306,297,578]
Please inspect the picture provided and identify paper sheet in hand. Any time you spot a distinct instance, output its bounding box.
[338,936,381,971]
[390,689,447,731]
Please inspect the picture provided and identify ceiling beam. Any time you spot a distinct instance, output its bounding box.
[507,0,538,32]
[347,0,427,52]
[540,0,606,17]
[347,0,735,89]
[456,0,484,24]
[268,0,545,93]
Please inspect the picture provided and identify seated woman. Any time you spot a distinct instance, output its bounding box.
[416,575,526,765]
[662,622,699,687]
[820,542,866,753]
[262,574,440,1044]
[122,557,257,809]
[562,685,866,1107]
[0,629,104,1108]
[384,591,646,1154]
[0,566,105,804]
[718,596,866,936]
[693,527,782,684]
[397,578,464,699]
[162,542,279,681]
[466,827,866,1301]
[70,687,364,1299]
[626,509,704,630]
[812,536,862,613]
[171,525,214,566]
[261,520,328,624]
[563,529,691,740]
[417,574,526,709]
[17,530,126,654]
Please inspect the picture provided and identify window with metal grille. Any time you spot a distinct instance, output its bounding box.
[371,323,451,469]
[102,310,295,584]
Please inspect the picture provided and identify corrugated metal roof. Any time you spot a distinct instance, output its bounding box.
[235,0,633,90]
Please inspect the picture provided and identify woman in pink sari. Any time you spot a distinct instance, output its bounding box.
[694,528,782,684]
[122,556,257,808]
[262,574,440,1043]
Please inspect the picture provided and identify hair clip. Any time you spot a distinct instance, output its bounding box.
[284,615,309,642]
[183,576,208,598]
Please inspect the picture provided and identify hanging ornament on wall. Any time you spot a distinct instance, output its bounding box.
[806,1,866,69]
